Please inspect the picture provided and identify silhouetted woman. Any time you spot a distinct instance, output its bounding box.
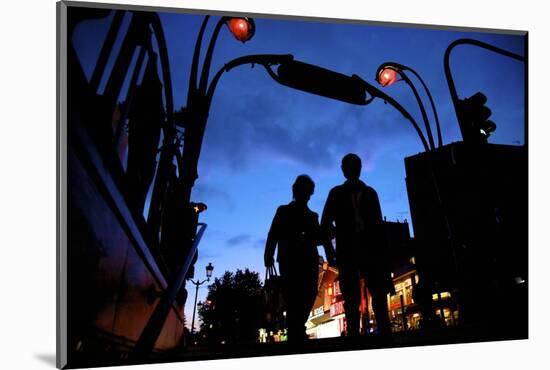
[264,175,322,342]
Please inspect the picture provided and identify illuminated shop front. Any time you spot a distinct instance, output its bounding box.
[387,268,459,331]
[305,262,343,339]
[306,263,371,338]
[305,259,459,337]
[388,270,420,331]
[431,291,459,327]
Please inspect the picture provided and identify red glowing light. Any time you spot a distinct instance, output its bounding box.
[378,67,399,87]
[226,18,255,43]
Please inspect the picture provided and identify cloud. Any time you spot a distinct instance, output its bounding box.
[225,235,267,250]
[197,250,222,261]
[226,234,252,247]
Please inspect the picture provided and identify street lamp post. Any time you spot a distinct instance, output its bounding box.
[368,41,525,329]
[354,65,449,328]
[189,262,214,335]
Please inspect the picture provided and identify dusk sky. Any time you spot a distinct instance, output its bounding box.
[72,9,525,331]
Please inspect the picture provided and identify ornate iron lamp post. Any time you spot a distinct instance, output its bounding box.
[189,263,214,335]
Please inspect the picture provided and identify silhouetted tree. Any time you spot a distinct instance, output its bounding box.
[197,269,263,345]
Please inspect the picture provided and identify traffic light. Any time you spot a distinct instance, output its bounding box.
[456,92,497,144]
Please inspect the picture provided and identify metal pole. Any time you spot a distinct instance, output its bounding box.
[401,72,435,151]
[381,62,443,148]
[131,224,207,359]
[178,17,227,211]
[399,293,406,331]
[89,10,125,93]
[190,281,200,335]
[354,75,431,152]
[404,67,443,148]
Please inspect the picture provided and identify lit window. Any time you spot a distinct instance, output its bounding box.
[432,291,452,300]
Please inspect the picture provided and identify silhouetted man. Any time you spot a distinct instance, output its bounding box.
[264,175,325,343]
[321,153,393,336]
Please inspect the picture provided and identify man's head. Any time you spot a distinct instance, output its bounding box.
[292,174,315,203]
[341,153,362,180]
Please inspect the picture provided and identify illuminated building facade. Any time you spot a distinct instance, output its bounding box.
[306,261,342,338]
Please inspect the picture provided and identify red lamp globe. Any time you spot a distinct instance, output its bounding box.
[226,17,255,43]
[377,67,399,87]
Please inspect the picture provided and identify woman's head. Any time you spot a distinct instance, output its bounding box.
[292,174,315,204]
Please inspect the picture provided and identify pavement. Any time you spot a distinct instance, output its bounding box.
[161,325,527,363]
[66,325,527,368]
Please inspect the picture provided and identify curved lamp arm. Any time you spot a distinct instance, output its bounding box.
[376,62,437,150]
[204,53,430,153]
[187,16,210,105]
[205,54,295,108]
[400,71,435,150]
[389,62,442,148]
[406,67,443,148]
[354,75,431,152]
[198,17,227,95]
[149,13,174,129]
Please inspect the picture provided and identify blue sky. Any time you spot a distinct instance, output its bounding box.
[72,10,525,330]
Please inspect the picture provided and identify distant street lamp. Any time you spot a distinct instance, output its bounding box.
[189,262,214,335]
[375,62,442,150]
